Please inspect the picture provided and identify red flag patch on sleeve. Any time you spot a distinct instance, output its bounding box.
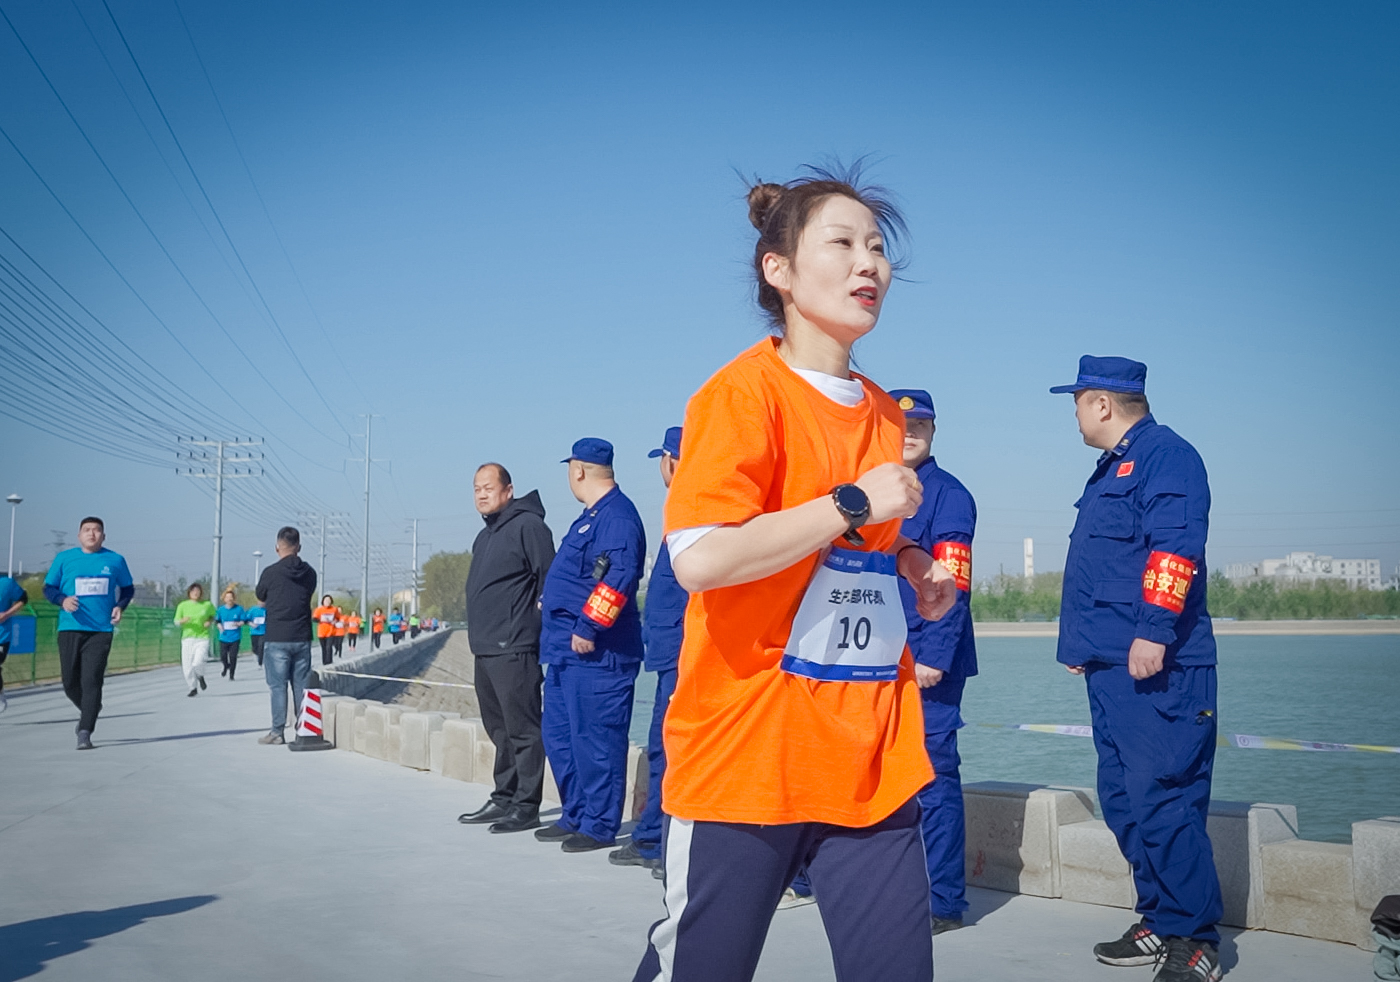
[582,582,627,628]
[1117,461,1135,477]
[933,541,973,592]
[1142,550,1196,614]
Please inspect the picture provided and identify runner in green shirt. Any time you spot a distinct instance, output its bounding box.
[174,584,216,697]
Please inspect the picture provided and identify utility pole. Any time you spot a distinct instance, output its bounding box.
[179,438,263,596]
[410,519,419,615]
[349,416,385,623]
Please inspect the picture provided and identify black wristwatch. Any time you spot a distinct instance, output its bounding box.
[830,484,871,546]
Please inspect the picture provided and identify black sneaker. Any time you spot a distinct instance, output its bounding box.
[533,823,574,842]
[76,730,94,750]
[187,689,198,697]
[608,840,661,869]
[931,916,963,936]
[561,832,615,853]
[1153,938,1222,982]
[1094,920,1165,966]
[198,676,207,690]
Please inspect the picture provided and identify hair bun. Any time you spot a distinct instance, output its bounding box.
[746,182,784,231]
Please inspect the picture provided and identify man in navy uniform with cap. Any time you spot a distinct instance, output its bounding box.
[888,388,978,935]
[610,426,688,875]
[1052,356,1223,982]
[536,437,648,854]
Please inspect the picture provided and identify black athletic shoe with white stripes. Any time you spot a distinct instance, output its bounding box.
[1153,937,1222,982]
[1093,920,1165,966]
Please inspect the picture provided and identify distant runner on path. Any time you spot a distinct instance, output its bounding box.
[174,583,215,697]
[216,589,245,680]
[0,573,30,714]
[313,596,337,666]
[246,601,267,665]
[43,517,134,749]
[254,526,316,746]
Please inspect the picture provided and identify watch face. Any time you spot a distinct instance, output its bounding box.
[834,484,869,516]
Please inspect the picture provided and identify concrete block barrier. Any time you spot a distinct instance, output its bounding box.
[429,730,444,773]
[1058,820,1135,909]
[441,718,481,783]
[543,760,560,805]
[399,712,447,771]
[472,724,496,785]
[334,699,364,750]
[318,695,350,747]
[1207,801,1298,929]
[1352,816,1400,950]
[362,704,393,761]
[963,782,1094,897]
[1261,838,1362,944]
[353,712,370,754]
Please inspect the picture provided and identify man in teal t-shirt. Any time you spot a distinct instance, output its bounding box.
[245,604,267,666]
[216,590,246,681]
[0,574,30,714]
[43,517,134,749]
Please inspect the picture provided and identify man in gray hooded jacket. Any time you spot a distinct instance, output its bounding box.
[458,463,556,833]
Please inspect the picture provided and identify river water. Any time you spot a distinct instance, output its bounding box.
[629,634,1400,843]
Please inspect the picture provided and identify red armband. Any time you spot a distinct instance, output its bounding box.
[933,541,973,592]
[1142,551,1196,614]
[582,582,627,628]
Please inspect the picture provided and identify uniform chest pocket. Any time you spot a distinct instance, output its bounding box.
[1089,480,1139,540]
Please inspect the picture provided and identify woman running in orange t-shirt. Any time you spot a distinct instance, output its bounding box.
[632,165,955,982]
[312,595,337,666]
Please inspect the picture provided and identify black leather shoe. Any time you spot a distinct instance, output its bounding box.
[489,808,542,834]
[561,832,615,853]
[533,822,574,842]
[458,801,511,825]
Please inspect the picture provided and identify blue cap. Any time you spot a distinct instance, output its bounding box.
[561,437,614,466]
[888,389,935,420]
[1049,355,1148,395]
[647,426,683,460]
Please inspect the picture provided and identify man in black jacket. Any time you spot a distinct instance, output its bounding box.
[458,463,555,833]
[255,526,318,746]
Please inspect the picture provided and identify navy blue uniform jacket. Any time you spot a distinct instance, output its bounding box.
[899,456,978,680]
[642,541,687,673]
[1057,415,1216,667]
[540,486,646,668]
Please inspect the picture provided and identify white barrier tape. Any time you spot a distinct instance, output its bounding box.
[316,668,475,690]
[977,722,1400,754]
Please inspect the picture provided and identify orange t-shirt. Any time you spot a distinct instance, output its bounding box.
[347,615,362,634]
[661,338,932,827]
[313,604,337,639]
[333,610,347,637]
[372,614,385,633]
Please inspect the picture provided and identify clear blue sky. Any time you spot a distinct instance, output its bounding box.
[1,0,1396,593]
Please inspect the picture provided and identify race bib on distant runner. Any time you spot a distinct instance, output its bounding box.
[781,547,908,681]
[252,616,265,626]
[74,577,109,597]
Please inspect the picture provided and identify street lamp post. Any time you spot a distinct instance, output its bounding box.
[253,550,263,585]
[6,493,21,578]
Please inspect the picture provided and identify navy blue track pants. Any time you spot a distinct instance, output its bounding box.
[541,661,638,842]
[632,667,677,860]
[1086,663,1223,943]
[632,798,933,982]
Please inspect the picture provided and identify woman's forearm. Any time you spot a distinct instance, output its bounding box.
[671,495,850,592]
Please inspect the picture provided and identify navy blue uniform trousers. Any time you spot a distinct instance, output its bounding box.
[632,667,677,860]
[633,799,932,982]
[541,661,638,842]
[1086,663,1223,943]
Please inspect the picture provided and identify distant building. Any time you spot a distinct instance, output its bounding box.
[1225,552,1382,590]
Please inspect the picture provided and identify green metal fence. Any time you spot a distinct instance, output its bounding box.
[5,601,245,688]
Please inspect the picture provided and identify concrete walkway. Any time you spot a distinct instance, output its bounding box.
[0,657,1373,981]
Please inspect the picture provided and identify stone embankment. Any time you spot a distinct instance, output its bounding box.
[319,630,1398,953]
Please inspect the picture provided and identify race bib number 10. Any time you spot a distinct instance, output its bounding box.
[74,577,109,597]
[781,547,908,681]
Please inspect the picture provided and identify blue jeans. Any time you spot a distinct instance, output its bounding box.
[263,641,312,734]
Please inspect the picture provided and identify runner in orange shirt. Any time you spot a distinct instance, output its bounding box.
[370,608,385,650]
[631,166,956,982]
[346,611,362,651]
[331,607,347,660]
[312,595,337,666]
